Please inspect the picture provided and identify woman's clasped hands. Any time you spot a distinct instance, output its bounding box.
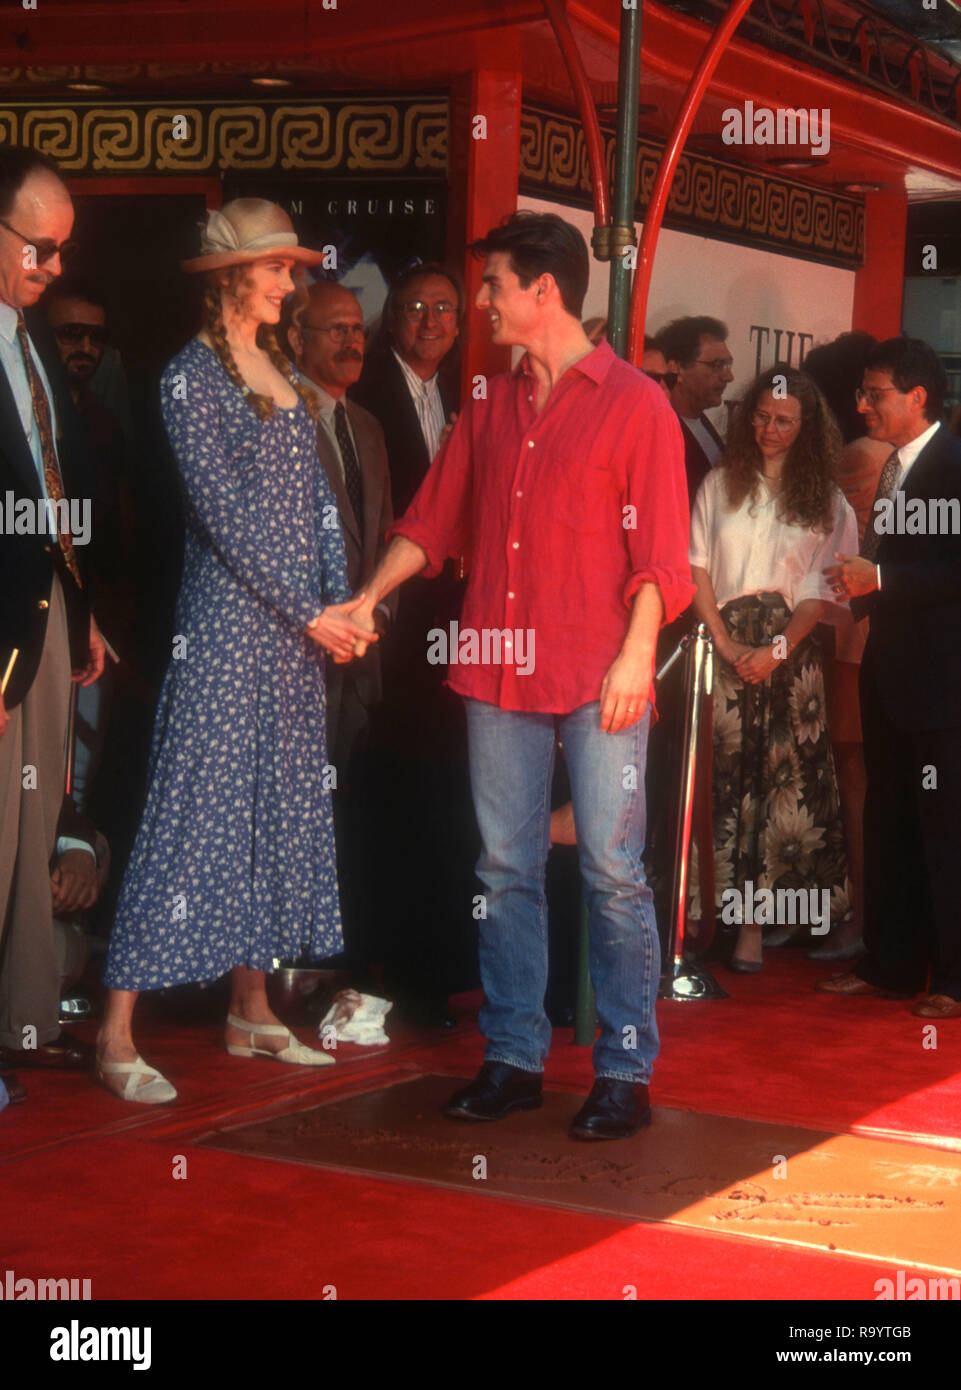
[304,592,378,663]
[719,635,781,685]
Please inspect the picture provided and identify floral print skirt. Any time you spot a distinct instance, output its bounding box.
[689,592,852,934]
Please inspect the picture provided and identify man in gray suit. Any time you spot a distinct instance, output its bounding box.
[288,280,394,975]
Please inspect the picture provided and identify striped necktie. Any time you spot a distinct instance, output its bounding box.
[334,400,364,543]
[15,313,82,587]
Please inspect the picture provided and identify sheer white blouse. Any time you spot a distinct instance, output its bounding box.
[689,468,858,621]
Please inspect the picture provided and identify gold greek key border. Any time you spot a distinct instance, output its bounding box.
[520,105,864,268]
[0,98,449,175]
[0,95,862,264]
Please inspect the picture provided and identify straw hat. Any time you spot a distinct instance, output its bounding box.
[180,198,325,273]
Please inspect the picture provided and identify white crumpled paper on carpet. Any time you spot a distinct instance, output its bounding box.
[318,989,392,1046]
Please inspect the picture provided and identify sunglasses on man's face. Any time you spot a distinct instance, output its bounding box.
[644,369,678,390]
[0,216,77,267]
[54,322,109,346]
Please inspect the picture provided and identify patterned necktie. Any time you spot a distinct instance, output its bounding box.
[15,313,82,587]
[850,448,899,621]
[334,400,364,543]
[860,448,900,563]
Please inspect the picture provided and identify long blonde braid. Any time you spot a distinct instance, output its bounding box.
[202,270,319,422]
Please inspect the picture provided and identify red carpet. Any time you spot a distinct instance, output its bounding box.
[2,952,960,1299]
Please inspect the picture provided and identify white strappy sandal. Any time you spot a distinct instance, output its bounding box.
[97,1056,178,1104]
[225,1014,335,1067]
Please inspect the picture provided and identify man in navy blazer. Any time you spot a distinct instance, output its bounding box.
[0,148,105,1079]
[822,337,961,1017]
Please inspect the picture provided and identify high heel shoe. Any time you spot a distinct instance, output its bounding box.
[225,1014,334,1067]
[727,925,762,973]
[97,1056,177,1104]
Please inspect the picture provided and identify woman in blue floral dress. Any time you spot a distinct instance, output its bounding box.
[96,201,374,1103]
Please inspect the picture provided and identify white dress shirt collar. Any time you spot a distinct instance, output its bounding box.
[0,301,20,343]
[896,420,941,487]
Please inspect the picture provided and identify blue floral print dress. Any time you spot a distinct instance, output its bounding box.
[104,338,349,989]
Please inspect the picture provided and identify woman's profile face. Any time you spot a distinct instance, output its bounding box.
[752,387,803,461]
[232,257,296,327]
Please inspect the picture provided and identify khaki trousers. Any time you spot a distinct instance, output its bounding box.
[0,575,71,1048]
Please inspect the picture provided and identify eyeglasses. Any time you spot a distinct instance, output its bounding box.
[695,357,734,373]
[752,411,802,434]
[855,386,899,406]
[53,322,108,346]
[398,300,457,323]
[644,369,678,390]
[0,216,77,266]
[300,322,366,345]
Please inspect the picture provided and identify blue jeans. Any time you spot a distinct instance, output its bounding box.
[464,698,659,1083]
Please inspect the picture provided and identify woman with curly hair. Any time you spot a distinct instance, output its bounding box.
[96,200,373,1102]
[688,366,857,972]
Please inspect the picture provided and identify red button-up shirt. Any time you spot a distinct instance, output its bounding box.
[388,341,694,714]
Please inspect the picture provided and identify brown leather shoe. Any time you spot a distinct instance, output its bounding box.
[913,994,961,1019]
[0,1031,95,1071]
[815,973,912,998]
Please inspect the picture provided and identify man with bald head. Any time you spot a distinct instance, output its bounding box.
[288,279,393,979]
[0,148,105,1088]
[289,280,393,763]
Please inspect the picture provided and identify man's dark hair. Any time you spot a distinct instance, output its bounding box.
[654,315,728,369]
[383,261,465,336]
[42,277,107,316]
[470,211,589,318]
[865,336,947,423]
[0,146,62,220]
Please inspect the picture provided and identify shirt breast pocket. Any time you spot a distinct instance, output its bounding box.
[553,461,615,534]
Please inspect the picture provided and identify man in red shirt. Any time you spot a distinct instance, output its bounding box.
[352,212,692,1139]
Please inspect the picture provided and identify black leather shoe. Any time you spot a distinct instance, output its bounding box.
[442,1061,542,1120]
[569,1078,652,1140]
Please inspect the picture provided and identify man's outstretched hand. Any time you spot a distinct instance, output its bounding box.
[305,593,379,662]
[343,593,380,663]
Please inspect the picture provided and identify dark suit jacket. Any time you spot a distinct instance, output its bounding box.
[677,411,724,508]
[0,313,91,709]
[859,424,961,731]
[314,396,395,712]
[350,341,459,518]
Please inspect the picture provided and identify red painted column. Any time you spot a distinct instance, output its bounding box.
[851,190,908,340]
[446,69,521,394]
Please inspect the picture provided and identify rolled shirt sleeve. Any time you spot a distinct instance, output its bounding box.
[622,401,695,623]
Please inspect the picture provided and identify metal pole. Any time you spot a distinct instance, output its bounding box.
[606,0,643,357]
[541,0,611,231]
[659,624,726,1000]
[627,0,755,361]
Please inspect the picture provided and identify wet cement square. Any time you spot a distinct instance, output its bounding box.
[199,1073,961,1271]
